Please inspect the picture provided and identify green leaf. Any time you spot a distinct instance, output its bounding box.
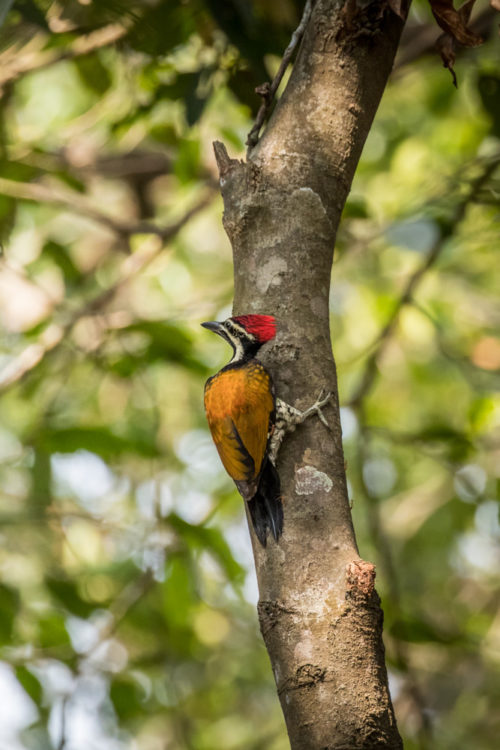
[227,68,262,114]
[414,424,472,461]
[0,583,19,642]
[125,0,197,57]
[157,71,210,127]
[148,123,179,146]
[157,72,200,102]
[29,447,52,511]
[185,89,208,127]
[39,426,159,458]
[51,169,86,193]
[163,554,197,629]
[129,320,198,363]
[0,194,16,242]
[74,55,112,96]
[391,616,459,644]
[342,196,369,219]
[110,676,146,721]
[205,0,286,81]
[167,513,245,585]
[477,74,500,138]
[13,0,50,30]
[37,613,70,649]
[111,321,208,376]
[46,576,96,618]
[174,138,201,184]
[15,666,43,706]
[41,240,82,285]
[0,158,38,182]
[219,126,244,151]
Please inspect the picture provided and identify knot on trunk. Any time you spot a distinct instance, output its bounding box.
[295,662,326,687]
[212,141,243,179]
[346,559,376,600]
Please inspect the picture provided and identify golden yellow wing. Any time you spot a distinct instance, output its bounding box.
[204,362,274,483]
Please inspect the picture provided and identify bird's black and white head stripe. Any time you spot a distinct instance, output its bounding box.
[222,320,257,362]
[201,315,275,365]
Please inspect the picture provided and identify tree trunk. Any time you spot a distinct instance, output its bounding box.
[214,1,407,747]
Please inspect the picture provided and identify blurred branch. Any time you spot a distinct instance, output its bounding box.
[12,148,174,183]
[355,414,433,747]
[0,507,128,527]
[87,570,155,655]
[0,176,215,238]
[2,571,156,686]
[0,191,214,393]
[414,301,500,389]
[346,155,500,744]
[0,23,127,90]
[56,695,68,750]
[347,154,500,407]
[246,0,314,153]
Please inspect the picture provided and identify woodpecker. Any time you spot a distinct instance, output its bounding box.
[202,314,332,547]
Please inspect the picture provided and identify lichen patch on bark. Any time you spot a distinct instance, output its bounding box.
[295,465,333,495]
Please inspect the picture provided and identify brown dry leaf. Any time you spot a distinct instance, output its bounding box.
[436,33,458,87]
[458,0,476,23]
[387,0,407,19]
[429,0,483,46]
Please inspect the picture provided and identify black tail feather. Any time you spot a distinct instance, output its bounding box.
[247,459,283,547]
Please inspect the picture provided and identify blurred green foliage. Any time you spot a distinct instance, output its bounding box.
[0,1,499,749]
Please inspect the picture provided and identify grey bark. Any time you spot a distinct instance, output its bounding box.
[214,1,407,747]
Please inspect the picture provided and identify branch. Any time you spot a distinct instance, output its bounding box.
[0,24,127,90]
[245,0,315,154]
[354,415,433,746]
[0,192,214,393]
[217,0,408,744]
[345,157,500,740]
[85,571,155,659]
[12,148,174,182]
[347,154,500,407]
[0,177,214,238]
[414,300,499,389]
[56,695,68,750]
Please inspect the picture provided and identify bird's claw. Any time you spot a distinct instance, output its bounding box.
[307,390,333,429]
[316,389,332,409]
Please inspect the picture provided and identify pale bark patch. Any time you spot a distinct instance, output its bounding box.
[256,256,288,294]
[295,465,333,494]
[294,630,315,661]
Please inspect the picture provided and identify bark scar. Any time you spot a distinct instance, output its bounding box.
[278,663,326,694]
[258,599,298,636]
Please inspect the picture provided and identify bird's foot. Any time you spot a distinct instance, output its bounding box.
[297,389,333,428]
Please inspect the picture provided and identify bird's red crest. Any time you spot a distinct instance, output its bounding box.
[233,314,276,343]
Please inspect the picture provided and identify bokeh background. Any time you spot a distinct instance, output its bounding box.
[0,1,499,749]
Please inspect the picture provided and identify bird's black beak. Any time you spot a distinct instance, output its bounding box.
[201,320,224,335]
